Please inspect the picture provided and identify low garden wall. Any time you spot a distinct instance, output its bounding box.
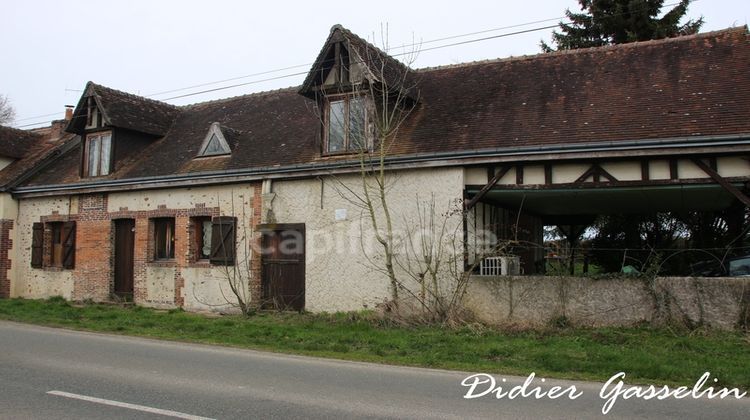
[464,275,750,330]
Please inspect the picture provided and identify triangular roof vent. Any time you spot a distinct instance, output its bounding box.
[197,122,232,157]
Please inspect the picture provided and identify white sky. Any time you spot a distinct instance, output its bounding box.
[2,0,747,127]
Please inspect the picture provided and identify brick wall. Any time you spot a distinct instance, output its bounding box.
[249,183,263,308]
[73,194,111,301]
[108,203,221,306]
[21,183,263,310]
[0,219,13,298]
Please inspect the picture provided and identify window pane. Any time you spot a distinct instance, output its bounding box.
[204,134,223,155]
[87,137,100,176]
[166,221,174,259]
[349,97,367,151]
[201,220,212,259]
[99,133,112,175]
[328,100,345,152]
[154,218,175,260]
[51,224,63,267]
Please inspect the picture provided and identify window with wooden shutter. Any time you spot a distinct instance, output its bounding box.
[153,218,175,260]
[50,223,63,267]
[31,223,44,268]
[210,216,236,265]
[62,221,76,269]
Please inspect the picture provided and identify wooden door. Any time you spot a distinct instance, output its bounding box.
[114,219,135,299]
[260,224,305,311]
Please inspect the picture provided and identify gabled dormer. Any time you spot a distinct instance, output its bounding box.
[299,25,417,155]
[196,122,232,157]
[66,82,179,178]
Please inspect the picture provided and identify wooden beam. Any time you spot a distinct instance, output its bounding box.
[465,166,511,210]
[574,164,617,184]
[692,158,750,207]
[544,164,552,184]
[466,175,750,191]
[515,165,524,185]
[640,160,650,181]
[598,165,618,182]
[574,165,597,183]
[669,159,679,180]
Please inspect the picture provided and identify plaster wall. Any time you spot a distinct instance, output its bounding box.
[717,156,749,178]
[465,275,749,330]
[0,157,14,172]
[649,160,671,180]
[524,165,545,184]
[270,168,465,312]
[0,193,18,220]
[464,168,486,185]
[13,185,255,312]
[550,163,591,183]
[600,161,641,181]
[14,196,77,299]
[108,185,256,312]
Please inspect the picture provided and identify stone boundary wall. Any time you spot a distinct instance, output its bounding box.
[464,275,750,330]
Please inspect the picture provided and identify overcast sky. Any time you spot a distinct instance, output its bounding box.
[2,0,747,128]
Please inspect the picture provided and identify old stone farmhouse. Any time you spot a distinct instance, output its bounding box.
[1,25,749,322]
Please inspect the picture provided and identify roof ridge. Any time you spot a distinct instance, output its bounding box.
[415,26,749,73]
[89,82,180,109]
[0,124,43,137]
[336,25,411,71]
[178,85,301,109]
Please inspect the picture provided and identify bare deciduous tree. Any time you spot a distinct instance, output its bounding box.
[0,94,16,126]
[316,29,514,325]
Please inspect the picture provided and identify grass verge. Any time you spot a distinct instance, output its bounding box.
[1,297,748,390]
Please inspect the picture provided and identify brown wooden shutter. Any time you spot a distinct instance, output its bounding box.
[210,216,236,265]
[62,221,76,269]
[31,223,44,268]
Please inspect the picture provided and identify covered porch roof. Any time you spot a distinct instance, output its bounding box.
[467,182,742,222]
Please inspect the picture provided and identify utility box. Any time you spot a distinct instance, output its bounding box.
[479,256,521,276]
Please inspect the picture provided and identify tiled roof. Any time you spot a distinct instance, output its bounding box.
[0,125,41,159]
[67,82,179,137]
[300,25,416,98]
[0,122,77,188]
[395,27,750,154]
[21,26,750,187]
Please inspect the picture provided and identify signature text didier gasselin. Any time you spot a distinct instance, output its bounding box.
[461,372,746,414]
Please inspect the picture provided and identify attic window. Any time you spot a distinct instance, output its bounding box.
[83,132,112,177]
[197,123,231,157]
[325,95,371,154]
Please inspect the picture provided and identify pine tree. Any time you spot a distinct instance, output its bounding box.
[541,0,704,52]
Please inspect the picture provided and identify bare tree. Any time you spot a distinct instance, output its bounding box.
[0,94,16,126]
[315,28,513,325]
[311,28,421,304]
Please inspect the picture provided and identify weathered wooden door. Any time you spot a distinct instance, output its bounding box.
[260,224,305,311]
[114,219,135,299]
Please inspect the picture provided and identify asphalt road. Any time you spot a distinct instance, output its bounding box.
[0,321,747,419]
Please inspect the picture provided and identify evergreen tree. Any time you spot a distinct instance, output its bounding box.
[541,0,704,52]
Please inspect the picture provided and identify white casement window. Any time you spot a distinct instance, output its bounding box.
[85,132,112,177]
[325,95,371,154]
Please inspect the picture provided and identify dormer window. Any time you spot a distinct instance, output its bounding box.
[84,132,112,177]
[325,95,371,154]
[197,122,231,157]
